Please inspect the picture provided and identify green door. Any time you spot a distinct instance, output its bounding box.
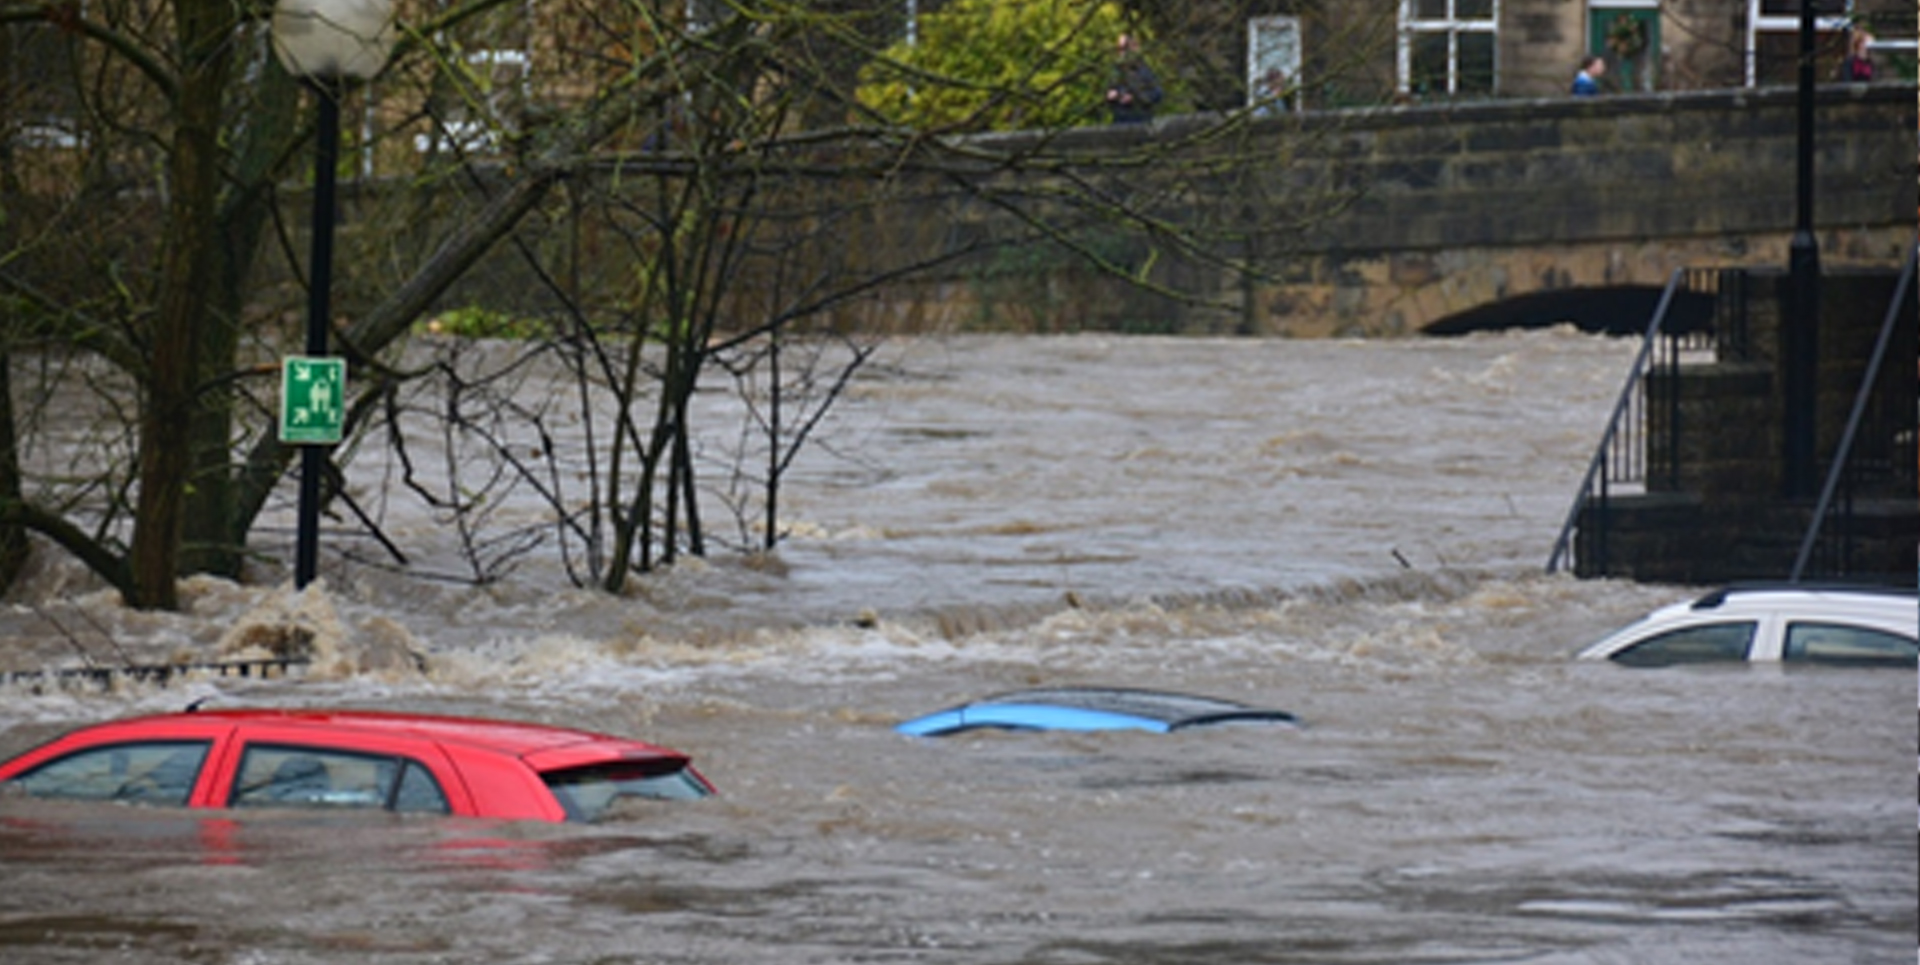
[1589,7,1660,92]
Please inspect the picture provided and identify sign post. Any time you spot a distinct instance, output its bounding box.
[282,356,344,588]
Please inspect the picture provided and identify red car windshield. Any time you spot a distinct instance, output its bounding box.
[541,760,712,822]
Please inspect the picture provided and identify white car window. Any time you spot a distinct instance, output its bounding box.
[1781,621,1919,666]
[1611,621,1757,666]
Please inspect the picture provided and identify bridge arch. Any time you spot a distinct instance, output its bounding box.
[1167,86,1907,338]
[1419,284,1716,337]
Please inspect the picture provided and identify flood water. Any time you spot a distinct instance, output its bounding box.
[0,331,1913,964]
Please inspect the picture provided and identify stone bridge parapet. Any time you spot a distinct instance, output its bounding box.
[904,84,1916,337]
[407,84,1916,338]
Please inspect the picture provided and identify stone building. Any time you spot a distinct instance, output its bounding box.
[5,0,1909,152]
[1209,0,1912,109]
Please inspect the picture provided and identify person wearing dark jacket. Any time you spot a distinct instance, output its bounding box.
[1105,34,1163,124]
[1841,28,1874,82]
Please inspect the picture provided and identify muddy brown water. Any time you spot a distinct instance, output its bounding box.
[0,332,1911,963]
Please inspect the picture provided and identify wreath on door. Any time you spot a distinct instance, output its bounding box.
[1605,13,1649,60]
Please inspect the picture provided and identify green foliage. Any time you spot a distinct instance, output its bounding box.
[1885,51,1918,82]
[857,0,1149,131]
[420,305,548,339]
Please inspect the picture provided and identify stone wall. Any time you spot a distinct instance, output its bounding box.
[856,83,1916,337]
[397,83,1916,339]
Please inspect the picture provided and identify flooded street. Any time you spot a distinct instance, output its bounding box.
[0,331,1913,963]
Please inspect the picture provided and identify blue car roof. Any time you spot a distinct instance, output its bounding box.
[895,687,1299,737]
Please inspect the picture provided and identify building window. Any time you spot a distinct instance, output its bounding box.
[1399,0,1497,98]
[1746,0,1852,87]
[5,23,86,150]
[1247,15,1301,114]
[417,1,534,155]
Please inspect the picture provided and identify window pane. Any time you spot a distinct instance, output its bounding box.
[1456,0,1493,20]
[1410,32,1451,96]
[1612,622,1757,666]
[7,741,208,806]
[1783,622,1919,666]
[325,755,402,808]
[230,745,397,811]
[1457,32,1495,94]
[393,762,450,814]
[1415,0,1450,20]
[6,24,83,138]
[1758,1,1849,19]
[1752,29,1850,86]
[544,762,712,822]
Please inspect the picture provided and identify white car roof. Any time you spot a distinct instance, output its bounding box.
[1670,585,1914,617]
[1579,584,1918,661]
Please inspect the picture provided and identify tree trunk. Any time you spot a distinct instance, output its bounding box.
[182,66,300,579]
[129,0,234,608]
[0,358,31,586]
[0,36,26,588]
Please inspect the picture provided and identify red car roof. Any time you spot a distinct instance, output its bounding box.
[0,706,710,822]
[121,708,684,765]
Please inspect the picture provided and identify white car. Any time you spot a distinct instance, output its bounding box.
[1576,584,1918,667]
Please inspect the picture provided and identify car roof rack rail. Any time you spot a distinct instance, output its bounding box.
[1692,581,1918,609]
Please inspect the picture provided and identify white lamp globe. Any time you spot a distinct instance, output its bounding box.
[271,0,396,80]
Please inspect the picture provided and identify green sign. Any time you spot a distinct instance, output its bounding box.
[280,356,345,444]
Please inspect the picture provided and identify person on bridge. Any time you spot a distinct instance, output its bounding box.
[1840,27,1874,82]
[1253,66,1291,117]
[1571,55,1605,96]
[1105,34,1164,124]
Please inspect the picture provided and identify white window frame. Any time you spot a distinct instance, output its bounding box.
[1248,16,1302,112]
[1745,0,1853,87]
[1588,0,1661,27]
[6,18,90,152]
[414,51,532,155]
[1397,0,1500,97]
[417,0,535,155]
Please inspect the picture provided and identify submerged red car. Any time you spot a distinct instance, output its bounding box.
[0,707,713,822]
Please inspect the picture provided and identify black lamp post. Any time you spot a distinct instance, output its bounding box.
[1783,0,1825,499]
[271,0,393,587]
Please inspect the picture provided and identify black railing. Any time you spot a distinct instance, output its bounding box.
[1,657,308,691]
[1790,243,1919,582]
[1546,268,1734,575]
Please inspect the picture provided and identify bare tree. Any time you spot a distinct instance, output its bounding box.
[0,0,1396,605]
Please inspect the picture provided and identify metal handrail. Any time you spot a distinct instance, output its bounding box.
[1545,268,1687,574]
[1,657,309,690]
[1789,242,1918,582]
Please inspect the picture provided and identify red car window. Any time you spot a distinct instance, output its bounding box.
[229,744,448,814]
[5,740,210,806]
[542,760,713,821]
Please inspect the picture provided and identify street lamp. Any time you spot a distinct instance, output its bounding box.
[1784,0,1843,500]
[271,0,394,588]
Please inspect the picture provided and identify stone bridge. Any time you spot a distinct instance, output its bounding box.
[424,84,1915,339]
[908,83,1917,338]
